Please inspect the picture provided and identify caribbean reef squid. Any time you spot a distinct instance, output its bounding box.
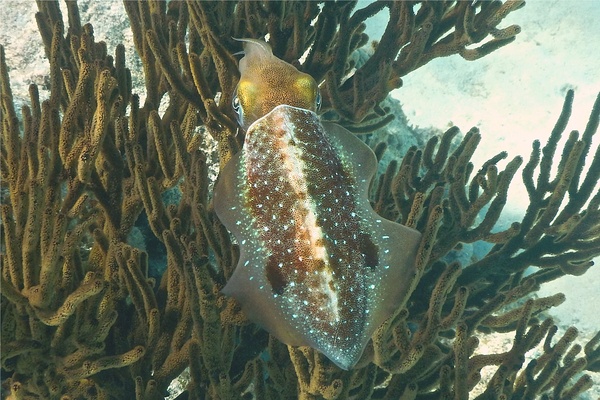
[213,39,421,370]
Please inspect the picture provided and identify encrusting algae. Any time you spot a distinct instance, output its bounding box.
[1,1,599,399]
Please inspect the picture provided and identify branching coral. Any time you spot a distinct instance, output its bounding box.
[1,1,599,399]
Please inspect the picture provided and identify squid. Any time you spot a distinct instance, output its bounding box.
[213,39,421,370]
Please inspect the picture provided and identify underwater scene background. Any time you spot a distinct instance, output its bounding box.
[1,1,599,399]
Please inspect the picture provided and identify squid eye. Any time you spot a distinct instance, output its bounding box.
[232,88,243,126]
[315,90,322,111]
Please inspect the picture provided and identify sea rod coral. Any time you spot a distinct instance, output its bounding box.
[1,1,599,399]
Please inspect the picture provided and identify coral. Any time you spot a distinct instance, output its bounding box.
[1,1,599,399]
